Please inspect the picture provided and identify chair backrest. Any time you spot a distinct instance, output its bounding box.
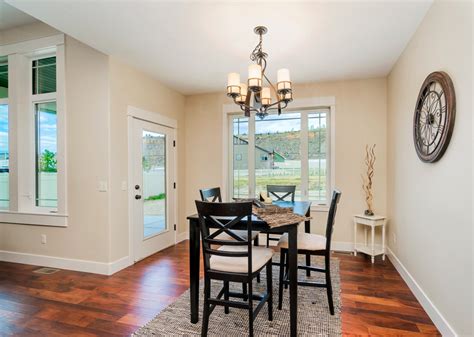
[199,187,222,202]
[195,200,253,275]
[325,190,342,252]
[267,185,296,202]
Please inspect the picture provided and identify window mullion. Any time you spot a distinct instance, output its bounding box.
[248,115,256,197]
[301,111,309,200]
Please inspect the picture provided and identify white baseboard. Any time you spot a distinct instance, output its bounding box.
[176,231,189,243]
[0,250,132,276]
[108,256,132,275]
[387,247,456,336]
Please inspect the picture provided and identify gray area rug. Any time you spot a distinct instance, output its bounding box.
[133,255,341,336]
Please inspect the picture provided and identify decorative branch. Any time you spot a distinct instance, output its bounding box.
[361,144,376,216]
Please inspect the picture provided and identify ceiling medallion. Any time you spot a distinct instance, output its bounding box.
[226,26,293,120]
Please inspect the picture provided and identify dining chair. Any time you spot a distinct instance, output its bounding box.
[265,185,296,247]
[200,187,261,287]
[195,200,273,337]
[200,187,260,245]
[277,189,342,315]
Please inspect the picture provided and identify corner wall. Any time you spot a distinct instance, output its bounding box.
[108,57,186,262]
[0,34,112,264]
[387,1,473,335]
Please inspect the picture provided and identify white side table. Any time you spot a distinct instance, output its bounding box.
[353,214,387,263]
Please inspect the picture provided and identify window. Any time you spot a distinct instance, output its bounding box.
[229,109,330,204]
[35,101,57,208]
[232,116,249,198]
[32,55,58,209]
[0,34,66,225]
[0,56,8,209]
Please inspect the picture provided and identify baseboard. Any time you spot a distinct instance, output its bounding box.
[108,256,133,275]
[176,231,189,243]
[387,247,457,336]
[0,250,132,276]
[331,241,355,252]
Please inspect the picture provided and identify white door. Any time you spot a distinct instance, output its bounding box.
[131,117,176,262]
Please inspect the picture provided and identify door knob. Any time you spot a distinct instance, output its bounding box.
[135,194,142,200]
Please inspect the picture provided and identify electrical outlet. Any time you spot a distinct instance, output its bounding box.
[121,181,127,191]
[41,234,47,245]
[392,233,397,244]
[98,181,108,192]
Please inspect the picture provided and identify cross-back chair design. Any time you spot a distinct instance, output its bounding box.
[200,187,222,203]
[277,189,342,315]
[265,185,296,247]
[199,187,261,286]
[267,184,296,202]
[195,201,273,337]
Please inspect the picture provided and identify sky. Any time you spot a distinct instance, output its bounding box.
[233,112,327,135]
[0,104,57,158]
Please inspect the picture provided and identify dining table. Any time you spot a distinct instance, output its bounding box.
[187,200,312,337]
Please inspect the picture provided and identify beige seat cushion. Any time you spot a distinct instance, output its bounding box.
[210,246,273,273]
[277,232,326,251]
[215,230,259,242]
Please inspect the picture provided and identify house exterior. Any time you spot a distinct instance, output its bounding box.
[233,135,285,170]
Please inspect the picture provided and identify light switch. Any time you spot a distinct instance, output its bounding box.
[121,181,127,191]
[98,181,108,192]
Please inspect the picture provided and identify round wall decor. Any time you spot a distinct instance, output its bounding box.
[413,71,456,163]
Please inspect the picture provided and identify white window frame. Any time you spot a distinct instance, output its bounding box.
[222,97,336,211]
[0,34,67,226]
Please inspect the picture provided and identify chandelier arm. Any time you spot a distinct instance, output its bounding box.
[238,103,259,113]
[265,100,288,113]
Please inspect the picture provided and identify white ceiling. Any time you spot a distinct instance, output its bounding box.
[0,0,37,31]
[5,0,432,95]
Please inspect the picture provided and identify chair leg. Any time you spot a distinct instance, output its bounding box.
[201,277,211,337]
[266,233,270,248]
[242,283,248,301]
[224,281,229,314]
[248,280,254,337]
[255,237,261,284]
[278,250,285,310]
[284,250,289,289]
[306,253,311,277]
[266,261,273,321]
[325,253,335,315]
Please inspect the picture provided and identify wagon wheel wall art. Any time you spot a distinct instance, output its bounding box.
[413,71,456,163]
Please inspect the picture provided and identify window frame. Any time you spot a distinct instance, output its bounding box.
[0,34,67,226]
[223,97,336,210]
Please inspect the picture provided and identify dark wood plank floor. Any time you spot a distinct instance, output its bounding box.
[0,241,439,336]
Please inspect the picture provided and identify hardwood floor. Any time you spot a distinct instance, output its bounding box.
[0,241,439,336]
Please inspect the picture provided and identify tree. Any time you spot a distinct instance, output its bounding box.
[40,149,57,172]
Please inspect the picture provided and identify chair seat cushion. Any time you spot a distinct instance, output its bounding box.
[277,232,326,251]
[215,230,259,242]
[210,246,273,273]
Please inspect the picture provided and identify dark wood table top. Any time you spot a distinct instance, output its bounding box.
[187,201,311,230]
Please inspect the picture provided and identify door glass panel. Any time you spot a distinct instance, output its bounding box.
[142,130,166,238]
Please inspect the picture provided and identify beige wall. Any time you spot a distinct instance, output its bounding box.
[184,78,388,244]
[108,57,186,261]
[1,34,112,262]
[387,1,472,335]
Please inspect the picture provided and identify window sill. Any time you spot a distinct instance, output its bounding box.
[310,204,329,212]
[0,211,68,227]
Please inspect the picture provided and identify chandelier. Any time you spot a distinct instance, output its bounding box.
[226,26,293,119]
